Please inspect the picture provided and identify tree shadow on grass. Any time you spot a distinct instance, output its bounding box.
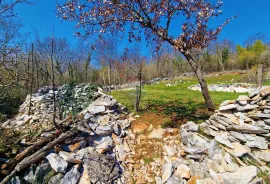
[145,100,212,128]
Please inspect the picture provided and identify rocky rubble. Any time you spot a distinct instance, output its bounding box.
[116,87,270,183]
[189,83,267,93]
[173,87,270,183]
[0,84,134,184]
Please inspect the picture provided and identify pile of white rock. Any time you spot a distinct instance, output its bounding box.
[188,83,267,93]
[158,87,270,184]
[2,85,135,184]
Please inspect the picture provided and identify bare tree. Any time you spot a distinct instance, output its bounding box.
[28,43,34,115]
[50,37,57,128]
[58,0,236,110]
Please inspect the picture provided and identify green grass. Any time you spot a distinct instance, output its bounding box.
[112,73,270,125]
[112,74,246,112]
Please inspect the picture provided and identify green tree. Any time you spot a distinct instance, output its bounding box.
[222,48,229,65]
[251,40,267,61]
[236,45,255,70]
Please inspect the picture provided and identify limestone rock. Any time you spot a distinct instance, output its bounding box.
[245,135,268,149]
[227,124,269,134]
[253,150,270,162]
[221,166,257,184]
[174,164,191,179]
[214,135,234,149]
[46,153,68,173]
[83,152,121,183]
[59,151,82,164]
[225,163,239,173]
[219,104,237,111]
[229,131,247,142]
[260,87,270,97]
[196,178,217,184]
[34,163,53,184]
[61,166,81,184]
[237,104,259,111]
[162,163,173,183]
[224,142,249,157]
[163,145,176,157]
[148,128,165,139]
[95,125,113,135]
[166,176,184,184]
[78,168,91,184]
[186,121,199,132]
[48,174,64,184]
[87,104,106,114]
[95,137,114,154]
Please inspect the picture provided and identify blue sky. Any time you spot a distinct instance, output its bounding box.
[15,0,270,55]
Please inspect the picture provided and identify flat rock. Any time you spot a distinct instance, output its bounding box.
[46,153,68,173]
[214,135,234,149]
[174,164,190,179]
[227,124,269,134]
[83,152,121,183]
[59,151,82,164]
[221,165,257,184]
[229,131,247,142]
[95,125,113,135]
[207,159,225,173]
[255,113,270,119]
[226,163,239,173]
[237,95,250,101]
[182,145,207,154]
[189,160,207,178]
[87,104,106,114]
[237,104,259,111]
[224,142,249,157]
[93,96,117,107]
[249,89,260,98]
[163,145,176,157]
[61,166,81,184]
[260,87,270,96]
[253,150,270,162]
[48,174,64,184]
[245,135,268,149]
[162,163,173,183]
[219,104,237,111]
[34,163,53,184]
[209,169,224,183]
[148,128,165,139]
[220,100,236,107]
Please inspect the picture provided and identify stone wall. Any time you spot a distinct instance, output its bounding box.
[189,83,268,93]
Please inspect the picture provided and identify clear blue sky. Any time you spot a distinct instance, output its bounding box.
[15,0,270,54]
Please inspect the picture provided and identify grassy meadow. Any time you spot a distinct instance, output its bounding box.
[112,73,270,126]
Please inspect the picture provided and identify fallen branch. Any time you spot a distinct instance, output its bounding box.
[0,129,79,184]
[15,129,78,171]
[1,134,56,175]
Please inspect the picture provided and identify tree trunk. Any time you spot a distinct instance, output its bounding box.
[135,62,142,112]
[195,66,215,111]
[108,62,111,94]
[28,44,34,116]
[256,64,263,88]
[183,51,215,111]
[50,38,58,129]
[35,57,40,89]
